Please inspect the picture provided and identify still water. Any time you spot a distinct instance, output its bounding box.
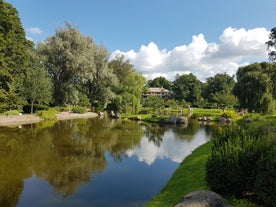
[0,117,212,207]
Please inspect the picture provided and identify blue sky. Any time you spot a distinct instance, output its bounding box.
[5,0,276,81]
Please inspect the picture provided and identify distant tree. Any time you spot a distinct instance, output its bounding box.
[233,62,275,113]
[172,73,202,105]
[0,0,32,111]
[143,95,165,112]
[147,76,172,90]
[202,73,236,108]
[266,27,276,62]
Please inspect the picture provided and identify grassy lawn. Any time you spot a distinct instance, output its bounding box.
[144,141,212,207]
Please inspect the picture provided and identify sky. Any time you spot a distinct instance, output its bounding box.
[5,0,276,81]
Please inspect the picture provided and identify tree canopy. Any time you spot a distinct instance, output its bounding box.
[0,0,32,111]
[172,73,202,105]
[233,62,276,113]
[266,27,276,62]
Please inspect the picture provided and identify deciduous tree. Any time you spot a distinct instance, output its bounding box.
[172,73,202,105]
[266,27,276,62]
[233,62,275,113]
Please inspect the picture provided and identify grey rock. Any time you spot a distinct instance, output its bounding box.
[176,116,188,125]
[174,190,234,207]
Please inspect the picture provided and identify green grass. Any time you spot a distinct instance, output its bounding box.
[144,141,212,207]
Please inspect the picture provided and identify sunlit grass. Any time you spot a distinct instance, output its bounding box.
[144,142,212,207]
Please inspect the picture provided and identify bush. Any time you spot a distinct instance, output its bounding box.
[72,106,87,114]
[23,104,49,114]
[1,110,21,116]
[36,108,57,121]
[254,145,276,206]
[206,125,276,206]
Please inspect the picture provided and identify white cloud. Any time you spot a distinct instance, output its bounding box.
[110,27,270,82]
[27,27,43,35]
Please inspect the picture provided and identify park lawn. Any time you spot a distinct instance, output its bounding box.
[144,141,212,207]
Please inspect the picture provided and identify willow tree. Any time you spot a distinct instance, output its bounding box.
[109,55,145,113]
[80,45,118,109]
[233,62,275,114]
[38,23,96,106]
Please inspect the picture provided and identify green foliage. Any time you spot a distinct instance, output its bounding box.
[143,95,165,112]
[0,0,32,111]
[72,106,87,114]
[147,76,172,90]
[36,108,57,121]
[266,27,276,62]
[78,94,91,108]
[202,73,236,107]
[22,104,49,114]
[1,110,21,116]
[220,110,240,121]
[233,62,276,114]
[206,125,276,206]
[38,23,102,106]
[109,55,145,113]
[254,145,276,206]
[172,73,202,105]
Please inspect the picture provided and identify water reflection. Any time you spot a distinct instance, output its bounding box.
[0,117,213,207]
[127,121,211,165]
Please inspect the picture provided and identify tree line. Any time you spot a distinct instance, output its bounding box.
[1,0,276,114]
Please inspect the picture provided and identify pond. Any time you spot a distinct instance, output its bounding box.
[0,117,213,207]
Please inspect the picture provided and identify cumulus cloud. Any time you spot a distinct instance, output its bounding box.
[110,27,270,81]
[27,27,43,35]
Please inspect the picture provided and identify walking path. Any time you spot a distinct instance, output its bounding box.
[0,112,98,126]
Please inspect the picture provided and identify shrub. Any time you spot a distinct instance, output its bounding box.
[72,106,87,114]
[1,110,21,116]
[206,125,276,206]
[254,145,276,206]
[36,108,57,121]
[23,104,49,114]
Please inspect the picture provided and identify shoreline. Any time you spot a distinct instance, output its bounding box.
[0,112,98,127]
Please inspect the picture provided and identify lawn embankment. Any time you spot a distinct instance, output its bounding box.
[144,141,212,207]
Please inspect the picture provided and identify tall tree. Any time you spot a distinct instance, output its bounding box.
[22,49,53,114]
[266,27,276,62]
[233,62,275,113]
[38,23,96,106]
[109,55,145,113]
[172,73,202,105]
[147,76,172,90]
[202,73,236,107]
[81,45,117,108]
[0,0,32,111]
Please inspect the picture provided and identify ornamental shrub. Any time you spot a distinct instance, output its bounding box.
[72,106,87,114]
[206,126,264,194]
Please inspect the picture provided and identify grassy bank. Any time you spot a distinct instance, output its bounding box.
[145,141,212,207]
[122,107,236,123]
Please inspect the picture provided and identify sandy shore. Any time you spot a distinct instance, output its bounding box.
[0,112,98,127]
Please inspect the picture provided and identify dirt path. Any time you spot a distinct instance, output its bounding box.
[0,112,98,126]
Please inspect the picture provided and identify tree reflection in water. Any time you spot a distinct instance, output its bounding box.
[0,117,212,206]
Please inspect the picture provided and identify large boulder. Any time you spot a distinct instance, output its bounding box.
[174,190,234,207]
[176,116,188,125]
